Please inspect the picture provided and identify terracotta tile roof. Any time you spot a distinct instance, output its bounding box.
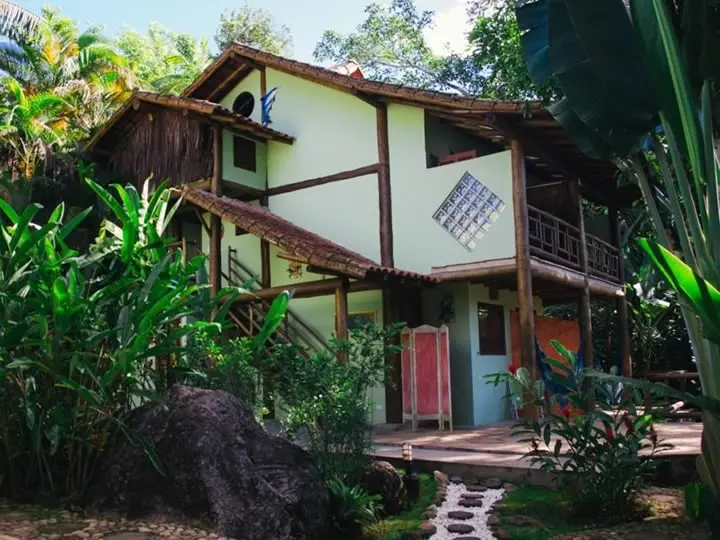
[184,43,542,116]
[181,44,625,203]
[182,188,437,284]
[86,91,294,154]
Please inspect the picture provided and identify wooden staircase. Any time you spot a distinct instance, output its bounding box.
[225,246,332,357]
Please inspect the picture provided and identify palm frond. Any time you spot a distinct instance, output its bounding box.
[0,1,41,44]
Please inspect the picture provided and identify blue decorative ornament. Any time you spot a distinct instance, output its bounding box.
[261,87,278,126]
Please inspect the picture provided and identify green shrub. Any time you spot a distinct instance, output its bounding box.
[328,476,382,539]
[182,331,264,419]
[0,180,242,498]
[486,340,670,522]
[266,322,402,481]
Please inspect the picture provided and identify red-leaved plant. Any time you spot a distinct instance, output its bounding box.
[484,340,672,522]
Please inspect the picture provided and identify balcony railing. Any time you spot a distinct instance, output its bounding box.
[528,205,621,283]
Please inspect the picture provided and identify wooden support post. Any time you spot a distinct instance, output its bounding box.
[383,285,403,423]
[260,194,271,288]
[570,180,594,368]
[260,66,267,99]
[335,279,349,362]
[511,139,537,417]
[610,207,631,377]
[209,126,223,298]
[376,104,394,267]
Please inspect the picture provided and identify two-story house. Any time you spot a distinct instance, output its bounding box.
[86,43,634,427]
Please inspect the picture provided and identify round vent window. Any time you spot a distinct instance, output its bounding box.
[232,91,255,117]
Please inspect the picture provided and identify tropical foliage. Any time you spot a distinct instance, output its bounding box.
[266,322,402,482]
[486,342,668,522]
[328,477,382,539]
[214,6,293,54]
[0,179,240,496]
[115,24,211,96]
[512,0,720,520]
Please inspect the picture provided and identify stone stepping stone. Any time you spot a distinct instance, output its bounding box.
[484,477,503,489]
[455,537,482,540]
[447,510,474,520]
[450,475,464,484]
[103,533,156,540]
[459,492,484,499]
[465,484,487,492]
[447,523,474,534]
[458,499,483,508]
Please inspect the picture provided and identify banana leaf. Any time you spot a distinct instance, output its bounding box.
[515,0,659,157]
[638,238,720,346]
[516,0,552,83]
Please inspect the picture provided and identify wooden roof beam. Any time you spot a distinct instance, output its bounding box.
[205,63,254,103]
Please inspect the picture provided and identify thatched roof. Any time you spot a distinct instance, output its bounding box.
[182,188,438,283]
[86,91,294,155]
[182,44,628,202]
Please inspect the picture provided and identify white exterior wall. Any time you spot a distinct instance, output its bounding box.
[269,174,381,264]
[264,68,378,188]
[388,104,516,274]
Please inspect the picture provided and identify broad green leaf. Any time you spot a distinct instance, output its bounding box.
[58,206,92,241]
[86,179,129,224]
[638,239,720,344]
[0,199,19,223]
[252,291,290,351]
[631,0,707,213]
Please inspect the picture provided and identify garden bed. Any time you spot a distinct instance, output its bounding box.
[363,472,437,540]
[494,485,709,540]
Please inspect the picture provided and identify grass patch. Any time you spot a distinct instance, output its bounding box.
[499,486,586,540]
[363,473,436,540]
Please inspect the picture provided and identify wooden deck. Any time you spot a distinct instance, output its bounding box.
[371,421,702,484]
[374,421,701,457]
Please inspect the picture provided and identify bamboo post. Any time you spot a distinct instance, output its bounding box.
[209,125,223,299]
[335,279,349,362]
[260,194,271,288]
[376,104,394,267]
[511,140,537,419]
[571,180,594,369]
[610,207,631,377]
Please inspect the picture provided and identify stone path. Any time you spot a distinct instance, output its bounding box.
[0,505,229,540]
[426,478,505,540]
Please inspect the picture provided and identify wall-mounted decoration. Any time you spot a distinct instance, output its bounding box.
[287,260,303,279]
[261,87,278,126]
[349,311,376,330]
[438,294,455,324]
[432,171,506,252]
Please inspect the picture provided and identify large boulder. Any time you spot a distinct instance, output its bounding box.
[86,386,331,540]
[358,461,407,516]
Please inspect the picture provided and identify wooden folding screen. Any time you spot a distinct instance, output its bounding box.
[401,325,452,431]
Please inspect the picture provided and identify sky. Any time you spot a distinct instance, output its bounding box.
[18,0,471,62]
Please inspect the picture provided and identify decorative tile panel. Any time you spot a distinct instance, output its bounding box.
[432,172,506,251]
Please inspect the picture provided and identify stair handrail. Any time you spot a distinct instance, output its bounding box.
[227,246,333,355]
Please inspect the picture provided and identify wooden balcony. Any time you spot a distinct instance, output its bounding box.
[528,205,621,283]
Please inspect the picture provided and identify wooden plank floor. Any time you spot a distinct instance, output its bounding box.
[373,421,702,458]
